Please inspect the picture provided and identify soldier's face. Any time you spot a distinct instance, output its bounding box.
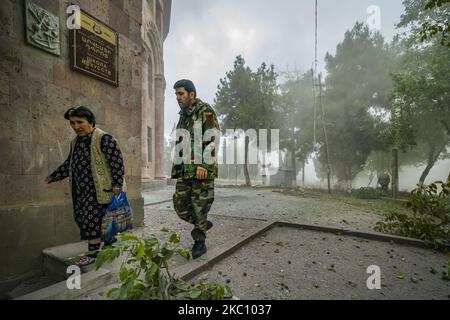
[175,88,195,109]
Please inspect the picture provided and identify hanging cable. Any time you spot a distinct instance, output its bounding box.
[312,0,318,148]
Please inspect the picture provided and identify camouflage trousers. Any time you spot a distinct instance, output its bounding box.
[173,178,215,242]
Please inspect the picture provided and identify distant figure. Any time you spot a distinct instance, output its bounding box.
[378,172,391,192]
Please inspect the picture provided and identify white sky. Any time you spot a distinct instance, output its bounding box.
[163,0,406,138]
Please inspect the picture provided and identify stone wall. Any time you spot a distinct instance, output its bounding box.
[0,0,170,296]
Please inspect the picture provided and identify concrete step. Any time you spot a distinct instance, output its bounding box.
[6,272,56,300]
[14,268,111,300]
[12,241,113,300]
[43,241,97,281]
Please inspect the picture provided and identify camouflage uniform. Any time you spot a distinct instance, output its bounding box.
[171,99,220,242]
[378,173,391,192]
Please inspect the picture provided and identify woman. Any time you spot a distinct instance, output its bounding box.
[45,106,125,266]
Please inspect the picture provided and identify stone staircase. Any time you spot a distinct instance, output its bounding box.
[9,242,112,300]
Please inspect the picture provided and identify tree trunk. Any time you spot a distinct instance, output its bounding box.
[244,137,252,186]
[261,150,267,186]
[302,159,305,187]
[346,166,352,191]
[290,146,297,187]
[392,148,399,198]
[367,170,374,187]
[419,143,446,186]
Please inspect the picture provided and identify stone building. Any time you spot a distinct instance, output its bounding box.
[0,0,171,296]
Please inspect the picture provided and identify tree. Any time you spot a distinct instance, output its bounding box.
[321,22,395,189]
[214,56,280,186]
[389,0,450,184]
[389,42,450,184]
[279,71,315,185]
[397,0,450,47]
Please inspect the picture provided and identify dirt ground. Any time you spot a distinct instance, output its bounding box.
[81,186,449,300]
[191,226,450,300]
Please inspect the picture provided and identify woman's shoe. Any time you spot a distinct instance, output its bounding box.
[71,255,96,266]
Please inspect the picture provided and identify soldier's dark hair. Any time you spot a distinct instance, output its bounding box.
[64,106,96,127]
[173,79,196,98]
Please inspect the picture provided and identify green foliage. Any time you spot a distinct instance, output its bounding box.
[389,0,450,184]
[353,187,383,199]
[406,180,450,223]
[95,230,233,300]
[420,0,450,46]
[214,55,280,132]
[279,71,315,173]
[320,22,395,185]
[375,180,450,251]
[397,0,449,47]
[375,210,449,250]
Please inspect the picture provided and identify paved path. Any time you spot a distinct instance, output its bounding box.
[81,186,449,300]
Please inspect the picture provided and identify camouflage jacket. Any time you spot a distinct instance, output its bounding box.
[171,99,220,180]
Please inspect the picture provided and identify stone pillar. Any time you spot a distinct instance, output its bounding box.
[154,74,166,178]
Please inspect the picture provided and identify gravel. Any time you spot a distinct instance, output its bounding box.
[191,226,450,300]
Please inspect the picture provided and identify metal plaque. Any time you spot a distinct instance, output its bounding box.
[69,8,119,86]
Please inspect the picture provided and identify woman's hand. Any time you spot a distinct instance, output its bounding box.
[112,186,122,196]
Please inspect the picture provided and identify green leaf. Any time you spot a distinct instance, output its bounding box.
[118,278,135,300]
[95,250,114,269]
[223,285,233,298]
[119,234,138,241]
[119,265,129,282]
[176,248,191,259]
[149,262,158,276]
[169,233,181,244]
[160,227,170,233]
[145,262,158,283]
[215,286,225,299]
[189,287,202,299]
[175,291,190,299]
[397,272,405,279]
[106,287,119,299]
[136,243,145,260]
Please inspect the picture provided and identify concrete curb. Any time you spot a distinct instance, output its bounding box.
[275,221,433,249]
[15,268,111,300]
[210,213,269,222]
[144,199,172,207]
[172,220,277,281]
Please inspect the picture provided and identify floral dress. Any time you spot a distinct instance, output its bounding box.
[48,130,125,240]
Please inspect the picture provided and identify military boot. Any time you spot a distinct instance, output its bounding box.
[191,241,207,259]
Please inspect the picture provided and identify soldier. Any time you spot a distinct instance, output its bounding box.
[378,172,391,192]
[171,79,220,259]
